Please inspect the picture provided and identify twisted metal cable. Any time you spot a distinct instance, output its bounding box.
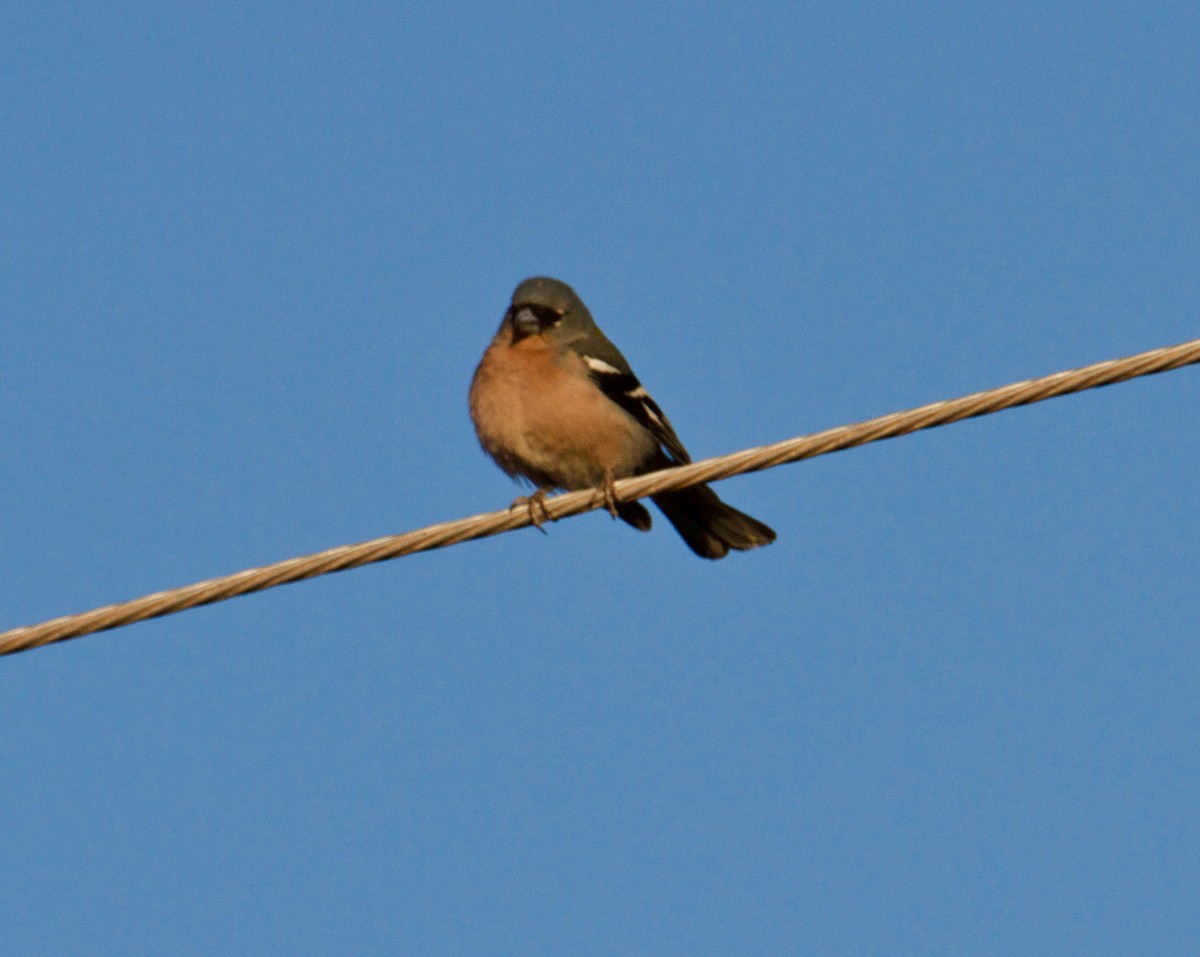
[3,336,1198,657]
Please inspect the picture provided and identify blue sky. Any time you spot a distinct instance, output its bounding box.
[3,3,1198,954]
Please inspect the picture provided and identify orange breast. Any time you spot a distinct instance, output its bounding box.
[469,334,659,489]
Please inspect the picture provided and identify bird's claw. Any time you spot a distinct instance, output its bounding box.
[601,475,620,519]
[510,489,551,534]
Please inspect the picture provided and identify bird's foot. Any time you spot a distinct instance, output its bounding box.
[510,489,551,533]
[600,474,621,519]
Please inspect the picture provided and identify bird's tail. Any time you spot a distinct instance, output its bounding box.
[651,485,776,560]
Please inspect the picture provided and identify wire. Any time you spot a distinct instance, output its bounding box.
[3,336,1198,657]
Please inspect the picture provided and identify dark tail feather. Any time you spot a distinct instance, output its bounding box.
[651,485,776,560]
[616,500,653,532]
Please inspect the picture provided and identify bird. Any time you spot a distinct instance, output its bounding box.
[468,276,776,559]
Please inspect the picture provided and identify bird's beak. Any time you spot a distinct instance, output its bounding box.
[511,307,540,339]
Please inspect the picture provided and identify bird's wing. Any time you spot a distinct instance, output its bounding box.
[578,351,692,465]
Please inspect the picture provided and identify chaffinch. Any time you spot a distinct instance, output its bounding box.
[469,277,775,559]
